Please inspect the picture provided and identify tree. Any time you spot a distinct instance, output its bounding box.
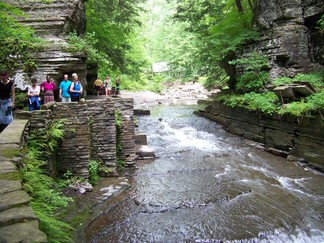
[85,0,147,76]
[174,0,258,88]
[139,0,200,78]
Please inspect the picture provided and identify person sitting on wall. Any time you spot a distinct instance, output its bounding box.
[59,74,72,102]
[40,74,56,104]
[27,78,41,111]
[0,72,15,132]
[70,73,83,102]
[93,77,102,96]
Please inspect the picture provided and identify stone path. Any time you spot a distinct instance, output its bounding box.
[0,119,48,242]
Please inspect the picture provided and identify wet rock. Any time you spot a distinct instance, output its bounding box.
[134,109,151,115]
[135,133,148,145]
[68,181,93,194]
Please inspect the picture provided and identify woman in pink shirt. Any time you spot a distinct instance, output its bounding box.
[40,75,56,104]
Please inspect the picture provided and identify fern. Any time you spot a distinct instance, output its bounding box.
[21,120,73,242]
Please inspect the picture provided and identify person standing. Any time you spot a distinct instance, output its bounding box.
[103,76,112,96]
[70,73,83,102]
[59,74,72,102]
[93,77,102,96]
[40,74,56,104]
[116,78,121,95]
[0,72,15,132]
[27,78,41,111]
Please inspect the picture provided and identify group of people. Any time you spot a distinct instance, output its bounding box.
[27,73,83,111]
[94,76,120,96]
[0,72,121,132]
[0,72,83,132]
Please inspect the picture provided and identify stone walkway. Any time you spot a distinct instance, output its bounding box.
[0,119,47,242]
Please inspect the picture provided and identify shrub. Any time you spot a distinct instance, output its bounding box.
[230,52,270,92]
[88,160,100,185]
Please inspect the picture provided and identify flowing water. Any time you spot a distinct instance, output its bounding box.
[85,104,324,243]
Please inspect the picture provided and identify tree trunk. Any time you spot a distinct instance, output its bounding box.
[247,0,253,10]
[235,0,244,13]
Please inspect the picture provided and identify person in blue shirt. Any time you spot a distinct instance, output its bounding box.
[70,73,83,102]
[59,74,72,102]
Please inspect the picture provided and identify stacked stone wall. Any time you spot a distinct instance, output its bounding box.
[25,98,136,177]
[114,98,136,167]
[86,101,116,168]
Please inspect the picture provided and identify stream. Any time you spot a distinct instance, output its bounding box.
[84,104,324,242]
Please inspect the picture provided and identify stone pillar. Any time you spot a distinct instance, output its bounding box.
[87,100,116,169]
[53,103,91,178]
[114,98,136,167]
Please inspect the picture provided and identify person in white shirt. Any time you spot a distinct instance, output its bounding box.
[28,78,41,111]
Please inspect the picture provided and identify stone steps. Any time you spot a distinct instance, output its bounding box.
[0,120,48,242]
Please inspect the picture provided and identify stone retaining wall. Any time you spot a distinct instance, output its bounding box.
[37,98,136,177]
[0,97,136,241]
[196,101,324,171]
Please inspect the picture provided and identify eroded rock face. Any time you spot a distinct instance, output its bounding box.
[3,0,88,90]
[239,0,323,80]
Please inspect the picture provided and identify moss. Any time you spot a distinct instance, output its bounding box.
[0,172,21,180]
[2,148,20,158]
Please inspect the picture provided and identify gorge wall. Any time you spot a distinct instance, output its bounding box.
[3,0,88,90]
[235,0,324,80]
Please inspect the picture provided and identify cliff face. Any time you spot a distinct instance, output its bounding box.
[3,0,87,90]
[241,0,323,79]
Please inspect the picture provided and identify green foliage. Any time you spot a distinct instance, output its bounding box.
[88,160,100,185]
[278,100,314,117]
[230,52,270,92]
[317,14,324,30]
[0,2,42,73]
[218,88,324,117]
[277,90,324,117]
[14,91,28,109]
[307,90,324,109]
[85,0,147,76]
[218,91,279,115]
[140,0,200,79]
[67,31,106,68]
[115,109,125,168]
[174,0,258,88]
[273,72,324,91]
[21,120,73,242]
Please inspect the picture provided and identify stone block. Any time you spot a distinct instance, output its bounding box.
[0,220,47,243]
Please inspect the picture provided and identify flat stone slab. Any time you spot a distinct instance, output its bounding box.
[0,180,22,194]
[136,145,156,159]
[0,190,31,212]
[0,206,37,226]
[0,119,28,145]
[0,161,17,174]
[0,220,47,243]
[0,144,21,159]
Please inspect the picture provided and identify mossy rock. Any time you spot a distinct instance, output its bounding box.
[1,147,20,159]
[98,166,118,177]
[0,171,21,180]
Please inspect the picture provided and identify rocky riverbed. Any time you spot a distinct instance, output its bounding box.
[120,82,218,109]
